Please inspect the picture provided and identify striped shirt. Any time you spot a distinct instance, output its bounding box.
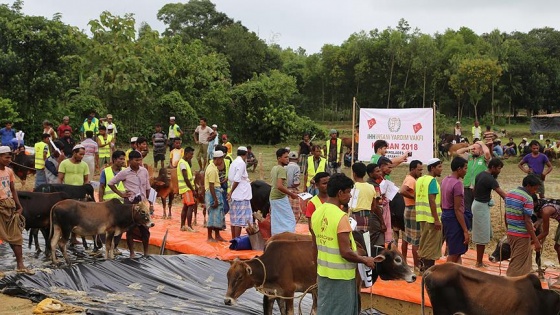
[505,187,534,238]
[81,138,98,156]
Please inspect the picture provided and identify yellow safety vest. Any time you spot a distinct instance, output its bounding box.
[325,138,342,163]
[168,124,181,139]
[82,121,97,135]
[309,195,323,210]
[34,142,49,170]
[306,156,326,186]
[98,135,113,158]
[102,167,124,201]
[415,175,441,223]
[177,158,194,194]
[311,203,356,280]
[125,148,132,165]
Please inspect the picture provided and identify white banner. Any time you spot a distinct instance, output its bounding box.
[358,108,434,163]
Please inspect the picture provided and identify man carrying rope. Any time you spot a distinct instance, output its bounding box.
[310,173,376,314]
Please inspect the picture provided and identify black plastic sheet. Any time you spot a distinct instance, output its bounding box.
[0,254,314,314]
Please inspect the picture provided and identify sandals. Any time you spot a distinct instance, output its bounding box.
[15,268,35,275]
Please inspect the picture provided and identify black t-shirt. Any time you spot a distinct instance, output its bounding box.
[473,171,499,202]
[299,141,312,155]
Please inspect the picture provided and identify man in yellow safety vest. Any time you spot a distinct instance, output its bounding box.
[97,125,114,168]
[311,173,377,314]
[325,129,344,175]
[34,133,51,189]
[178,147,197,232]
[304,145,326,194]
[99,150,126,255]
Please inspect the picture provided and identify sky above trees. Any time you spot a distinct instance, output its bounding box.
[15,0,560,53]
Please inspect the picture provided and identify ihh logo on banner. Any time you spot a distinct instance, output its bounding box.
[388,117,401,132]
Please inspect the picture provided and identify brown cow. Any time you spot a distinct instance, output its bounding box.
[50,199,154,265]
[448,142,469,158]
[225,232,416,315]
[422,263,560,315]
[150,167,174,218]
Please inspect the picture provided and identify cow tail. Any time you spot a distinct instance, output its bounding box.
[421,272,425,315]
[49,203,54,247]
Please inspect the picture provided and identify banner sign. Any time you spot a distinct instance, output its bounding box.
[358,108,434,163]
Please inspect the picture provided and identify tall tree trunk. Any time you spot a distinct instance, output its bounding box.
[491,81,495,125]
[473,101,479,122]
[422,70,427,108]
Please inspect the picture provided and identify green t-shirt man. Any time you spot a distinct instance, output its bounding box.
[58,159,90,186]
[270,165,288,200]
[463,154,487,189]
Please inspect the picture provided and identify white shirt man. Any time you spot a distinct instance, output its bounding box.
[227,146,253,238]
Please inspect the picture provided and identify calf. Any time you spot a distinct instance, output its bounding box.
[423,263,560,315]
[225,232,416,315]
[18,191,71,255]
[50,199,154,265]
[150,167,174,218]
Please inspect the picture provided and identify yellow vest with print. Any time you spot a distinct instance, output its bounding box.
[177,158,194,194]
[168,124,181,139]
[312,203,356,280]
[325,138,342,163]
[415,175,441,223]
[306,156,326,186]
[34,142,49,170]
[102,167,124,201]
[98,135,113,158]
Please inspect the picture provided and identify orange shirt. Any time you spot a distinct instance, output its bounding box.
[401,174,417,207]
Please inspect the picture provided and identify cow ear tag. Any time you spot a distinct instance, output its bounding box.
[373,255,386,263]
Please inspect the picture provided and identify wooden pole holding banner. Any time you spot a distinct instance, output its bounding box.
[351,97,356,165]
[433,101,437,158]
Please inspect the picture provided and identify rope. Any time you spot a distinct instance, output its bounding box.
[253,257,317,315]
[9,160,38,171]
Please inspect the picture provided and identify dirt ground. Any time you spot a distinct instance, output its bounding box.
[0,294,35,314]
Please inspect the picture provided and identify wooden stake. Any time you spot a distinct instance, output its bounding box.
[352,97,356,165]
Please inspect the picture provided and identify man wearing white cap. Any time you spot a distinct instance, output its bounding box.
[58,144,90,185]
[168,117,183,150]
[0,146,28,273]
[227,146,252,238]
[125,137,138,167]
[415,157,443,271]
[102,114,118,138]
[193,117,211,170]
[207,124,219,161]
[205,150,227,242]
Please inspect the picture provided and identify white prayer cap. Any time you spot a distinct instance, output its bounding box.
[213,150,224,158]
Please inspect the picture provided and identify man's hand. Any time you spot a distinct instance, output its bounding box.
[534,241,542,252]
[463,231,470,245]
[434,220,442,230]
[289,192,299,199]
[15,206,22,215]
[362,256,376,269]
[212,199,218,208]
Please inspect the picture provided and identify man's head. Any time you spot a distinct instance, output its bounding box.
[106,114,113,122]
[546,139,551,145]
[486,125,491,131]
[213,150,225,166]
[247,145,252,152]
[288,151,298,162]
[374,140,388,155]
[72,145,85,161]
[474,121,479,127]
[112,150,126,168]
[487,157,504,177]
[169,116,176,124]
[99,125,106,135]
[211,124,218,131]
[222,134,228,143]
[128,150,142,169]
[173,138,182,148]
[130,137,138,149]
[136,137,148,151]
[89,110,96,118]
[311,145,322,158]
[329,129,338,139]
[86,115,93,122]
[471,142,484,157]
[43,120,50,128]
[326,173,354,205]
[237,146,248,158]
[62,116,69,125]
[155,123,162,132]
[409,160,423,179]
[0,146,12,167]
[63,130,71,138]
[85,131,94,139]
[427,158,443,177]
[313,172,330,195]
[42,133,51,143]
[4,122,11,129]
[184,146,195,160]
[216,145,228,155]
[378,158,393,176]
[456,121,460,126]
[450,156,468,179]
[522,174,541,195]
[366,163,382,181]
[276,148,290,166]
[303,133,310,141]
[529,140,540,154]
[200,117,207,127]
[351,162,367,179]
[509,137,514,143]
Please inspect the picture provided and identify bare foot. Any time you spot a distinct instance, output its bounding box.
[129,253,136,259]
[207,238,217,243]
